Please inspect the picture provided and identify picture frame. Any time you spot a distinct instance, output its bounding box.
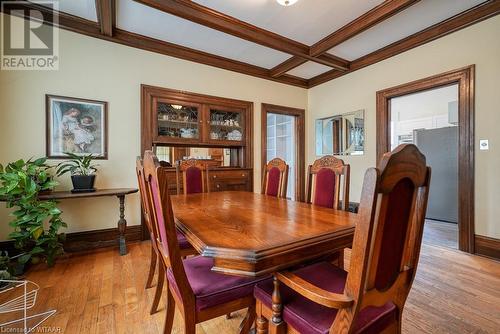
[46,94,108,159]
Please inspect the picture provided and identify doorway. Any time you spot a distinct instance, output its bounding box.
[390,84,459,249]
[376,65,475,253]
[261,104,305,201]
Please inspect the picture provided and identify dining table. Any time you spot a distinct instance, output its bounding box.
[171,191,358,277]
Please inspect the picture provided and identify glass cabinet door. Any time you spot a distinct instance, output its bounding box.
[208,107,244,144]
[155,100,201,142]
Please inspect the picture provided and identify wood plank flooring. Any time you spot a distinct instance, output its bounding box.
[423,219,458,249]
[1,240,499,333]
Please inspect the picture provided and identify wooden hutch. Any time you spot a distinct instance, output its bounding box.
[141,85,254,197]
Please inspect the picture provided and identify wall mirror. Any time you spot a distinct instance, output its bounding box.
[315,109,365,156]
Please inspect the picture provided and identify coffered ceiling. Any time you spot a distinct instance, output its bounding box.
[4,0,500,88]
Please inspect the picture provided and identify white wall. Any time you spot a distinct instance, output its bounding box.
[0,14,307,240]
[307,15,500,239]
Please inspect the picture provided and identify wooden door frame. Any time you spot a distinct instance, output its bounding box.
[376,65,475,253]
[261,103,306,202]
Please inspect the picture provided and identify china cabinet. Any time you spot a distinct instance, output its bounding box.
[141,84,254,189]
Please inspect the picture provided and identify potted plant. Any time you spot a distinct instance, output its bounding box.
[0,158,67,269]
[56,152,98,192]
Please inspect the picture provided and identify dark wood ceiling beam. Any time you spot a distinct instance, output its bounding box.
[308,0,500,88]
[311,0,420,56]
[3,2,308,88]
[133,0,350,71]
[95,0,115,36]
[272,0,420,78]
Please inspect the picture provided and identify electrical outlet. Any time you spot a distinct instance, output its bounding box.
[479,139,489,150]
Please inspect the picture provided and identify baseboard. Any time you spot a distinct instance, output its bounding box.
[475,235,500,261]
[0,225,143,255]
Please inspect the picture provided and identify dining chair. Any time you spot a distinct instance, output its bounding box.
[176,159,210,195]
[261,158,289,198]
[136,157,197,315]
[306,155,350,211]
[254,144,431,334]
[143,150,269,334]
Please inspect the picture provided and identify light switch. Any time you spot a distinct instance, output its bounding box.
[479,139,489,150]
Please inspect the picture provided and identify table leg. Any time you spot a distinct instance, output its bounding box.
[117,195,127,255]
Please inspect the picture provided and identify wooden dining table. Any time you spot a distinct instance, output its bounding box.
[171,191,358,277]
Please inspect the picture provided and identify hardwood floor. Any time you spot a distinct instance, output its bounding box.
[423,219,458,250]
[2,240,499,333]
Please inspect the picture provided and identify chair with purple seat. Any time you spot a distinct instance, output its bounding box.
[261,158,289,198]
[143,150,268,334]
[306,155,351,267]
[176,159,209,195]
[136,157,198,316]
[254,144,431,334]
[306,155,350,210]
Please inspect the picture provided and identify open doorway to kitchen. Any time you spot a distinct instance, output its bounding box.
[376,66,475,253]
[261,104,305,201]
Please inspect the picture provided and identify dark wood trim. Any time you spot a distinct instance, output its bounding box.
[376,65,475,253]
[261,103,305,202]
[474,235,500,261]
[274,0,419,76]
[311,0,420,56]
[95,0,115,37]
[309,1,500,87]
[1,3,308,88]
[45,94,109,160]
[0,225,142,255]
[133,0,349,71]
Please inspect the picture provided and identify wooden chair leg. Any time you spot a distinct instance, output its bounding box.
[239,303,256,334]
[270,276,286,334]
[184,316,196,334]
[145,246,157,289]
[256,301,268,334]
[163,288,175,334]
[150,264,165,315]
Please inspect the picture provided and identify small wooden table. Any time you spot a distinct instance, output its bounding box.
[39,188,138,255]
[171,191,357,277]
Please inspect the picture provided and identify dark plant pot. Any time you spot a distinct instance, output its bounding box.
[71,175,96,193]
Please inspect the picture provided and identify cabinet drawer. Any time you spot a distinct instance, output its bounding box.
[209,169,251,192]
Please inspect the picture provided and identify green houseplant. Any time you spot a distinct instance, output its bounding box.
[0,158,67,268]
[56,152,99,192]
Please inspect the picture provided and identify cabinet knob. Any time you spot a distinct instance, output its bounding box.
[216,184,220,189]
[213,175,217,179]
[242,174,246,177]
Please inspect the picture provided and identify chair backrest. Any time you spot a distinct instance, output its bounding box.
[176,159,209,195]
[332,144,431,333]
[261,158,289,198]
[306,155,350,210]
[143,151,195,307]
[136,158,154,236]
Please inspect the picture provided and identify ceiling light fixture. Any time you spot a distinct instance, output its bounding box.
[277,0,299,6]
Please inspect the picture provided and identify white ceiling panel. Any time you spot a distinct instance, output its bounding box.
[329,0,487,60]
[44,0,97,22]
[193,0,384,45]
[116,0,291,69]
[286,61,331,79]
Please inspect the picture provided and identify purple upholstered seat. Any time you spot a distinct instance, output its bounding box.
[266,167,281,197]
[168,256,269,311]
[254,261,397,334]
[176,230,192,250]
[313,168,336,208]
[185,166,203,194]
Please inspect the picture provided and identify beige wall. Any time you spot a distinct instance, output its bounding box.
[0,14,307,240]
[307,15,500,239]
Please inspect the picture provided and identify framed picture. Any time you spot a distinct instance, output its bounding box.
[46,95,108,159]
